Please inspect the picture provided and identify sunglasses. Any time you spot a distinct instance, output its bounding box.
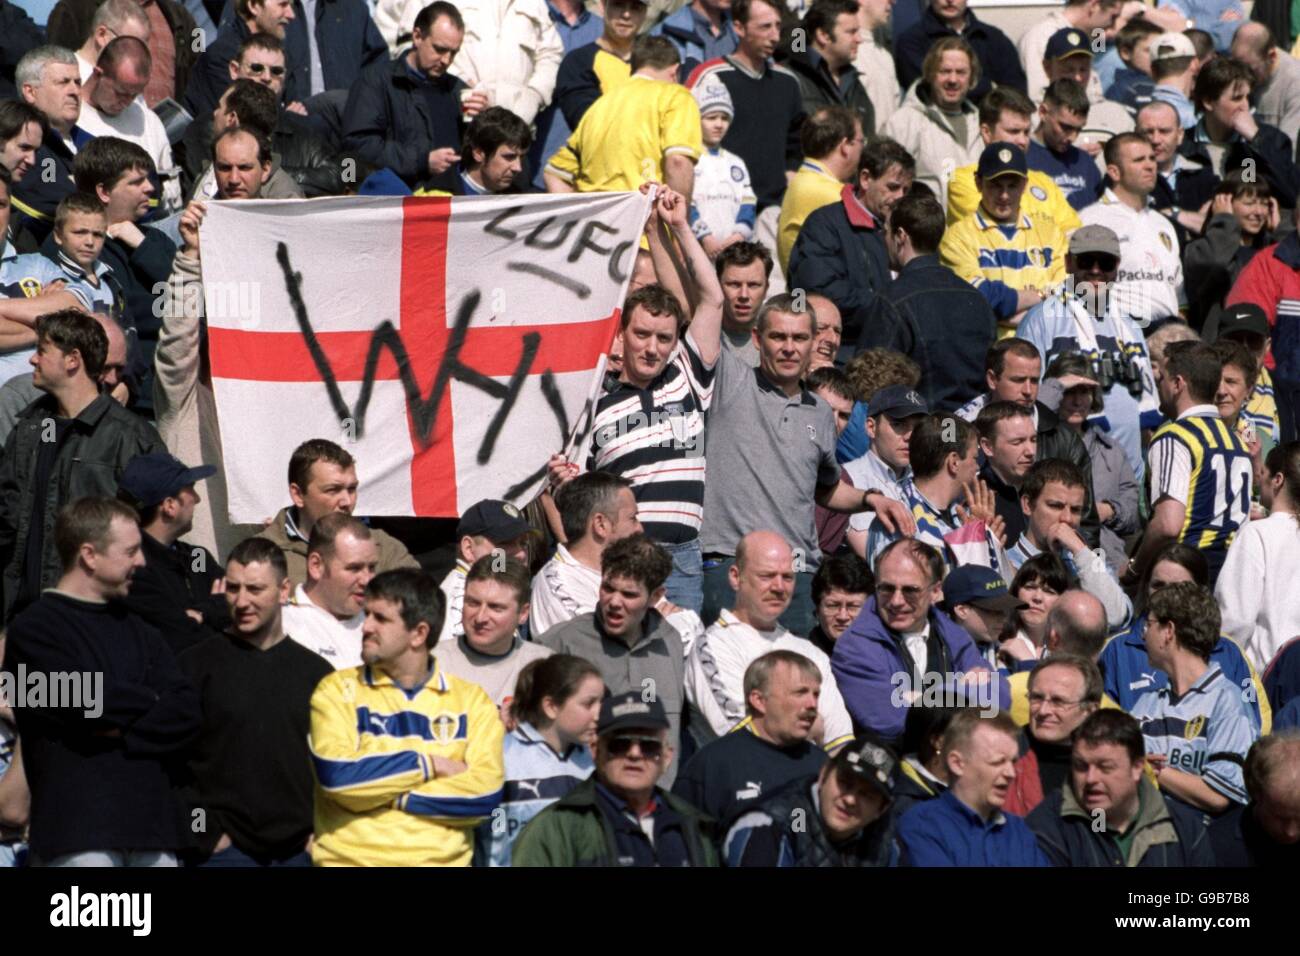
[246,63,287,77]
[607,735,664,760]
[1075,254,1118,271]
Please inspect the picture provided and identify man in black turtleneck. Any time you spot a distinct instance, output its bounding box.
[1007,655,1102,816]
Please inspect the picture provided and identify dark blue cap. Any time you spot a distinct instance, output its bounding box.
[118,452,217,509]
[1045,27,1093,61]
[457,498,530,541]
[943,565,1027,611]
[977,141,1028,181]
[867,384,928,419]
[598,691,670,736]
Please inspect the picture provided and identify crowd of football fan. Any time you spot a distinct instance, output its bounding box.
[1,0,1299,868]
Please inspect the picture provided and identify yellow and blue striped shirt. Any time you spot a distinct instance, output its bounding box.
[939,208,1067,324]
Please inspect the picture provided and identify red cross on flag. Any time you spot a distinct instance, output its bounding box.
[198,191,652,523]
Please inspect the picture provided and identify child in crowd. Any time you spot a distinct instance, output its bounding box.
[688,79,756,258]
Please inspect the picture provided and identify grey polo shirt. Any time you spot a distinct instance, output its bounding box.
[700,348,840,565]
[536,609,685,787]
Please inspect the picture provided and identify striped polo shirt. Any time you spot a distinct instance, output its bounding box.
[586,330,716,544]
[1130,664,1257,805]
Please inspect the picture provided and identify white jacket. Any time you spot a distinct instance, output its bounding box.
[685,609,853,746]
[373,0,563,123]
[880,81,982,209]
[1216,511,1300,672]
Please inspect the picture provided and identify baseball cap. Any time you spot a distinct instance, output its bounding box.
[1207,303,1270,342]
[456,499,530,541]
[943,565,1028,612]
[118,452,217,510]
[1068,224,1121,258]
[692,77,733,119]
[597,691,670,736]
[977,141,1027,181]
[867,384,929,418]
[831,735,897,800]
[1150,32,1196,62]
[1045,28,1092,61]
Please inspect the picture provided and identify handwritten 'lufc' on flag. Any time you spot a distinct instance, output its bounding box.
[199,190,653,523]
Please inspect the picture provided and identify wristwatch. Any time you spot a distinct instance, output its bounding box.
[861,487,885,510]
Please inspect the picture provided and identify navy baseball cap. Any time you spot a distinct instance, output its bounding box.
[456,498,530,541]
[597,691,670,736]
[977,141,1028,181]
[868,384,929,418]
[117,452,216,510]
[1045,27,1092,61]
[943,565,1027,612]
[831,734,897,800]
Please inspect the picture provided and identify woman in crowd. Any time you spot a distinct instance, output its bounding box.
[1100,543,1269,732]
[1045,352,1140,574]
[1218,441,1300,675]
[998,553,1071,668]
[481,655,603,867]
[1184,172,1277,333]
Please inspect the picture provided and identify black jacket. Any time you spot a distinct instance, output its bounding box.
[184,18,253,119]
[1150,156,1219,251]
[2,591,202,860]
[859,254,997,412]
[123,532,231,655]
[0,393,166,620]
[787,188,890,359]
[784,49,874,137]
[1209,801,1300,866]
[274,109,353,196]
[341,55,466,190]
[894,7,1025,104]
[1027,779,1216,867]
[0,0,44,93]
[725,776,898,867]
[1179,121,1300,211]
[1183,213,1266,333]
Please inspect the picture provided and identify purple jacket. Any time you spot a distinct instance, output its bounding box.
[830,598,1009,743]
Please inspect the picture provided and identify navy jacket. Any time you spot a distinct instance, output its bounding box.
[184,18,253,118]
[1027,779,1216,867]
[1209,801,1300,866]
[219,0,387,103]
[894,8,1025,104]
[10,126,88,246]
[1262,635,1300,712]
[859,254,996,412]
[342,55,466,190]
[0,0,44,94]
[897,789,1048,866]
[786,187,889,359]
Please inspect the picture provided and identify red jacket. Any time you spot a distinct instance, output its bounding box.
[1226,232,1300,382]
[1004,745,1045,817]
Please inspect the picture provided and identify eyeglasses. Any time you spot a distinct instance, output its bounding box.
[1028,693,1088,711]
[876,584,925,603]
[607,735,664,760]
[246,63,287,77]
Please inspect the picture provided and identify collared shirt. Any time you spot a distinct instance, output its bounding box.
[282,583,364,669]
[1151,84,1197,130]
[301,0,326,96]
[845,449,912,536]
[777,156,844,271]
[939,208,1069,321]
[593,780,693,866]
[457,166,489,195]
[1079,189,1184,322]
[700,347,840,563]
[530,543,601,635]
[1131,663,1258,805]
[1159,153,1197,195]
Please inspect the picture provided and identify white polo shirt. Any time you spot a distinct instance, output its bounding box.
[529,544,601,637]
[1078,190,1183,322]
[281,583,364,669]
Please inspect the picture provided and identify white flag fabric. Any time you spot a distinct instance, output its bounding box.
[199,191,651,522]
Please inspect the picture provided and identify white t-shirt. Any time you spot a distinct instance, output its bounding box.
[282,583,364,669]
[529,544,601,637]
[77,100,182,214]
[1078,190,1183,322]
[1216,510,1300,672]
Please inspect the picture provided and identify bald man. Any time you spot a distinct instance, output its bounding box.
[78,37,182,214]
[73,0,151,83]
[1006,588,1114,724]
[1231,23,1300,153]
[806,293,842,373]
[685,530,855,747]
